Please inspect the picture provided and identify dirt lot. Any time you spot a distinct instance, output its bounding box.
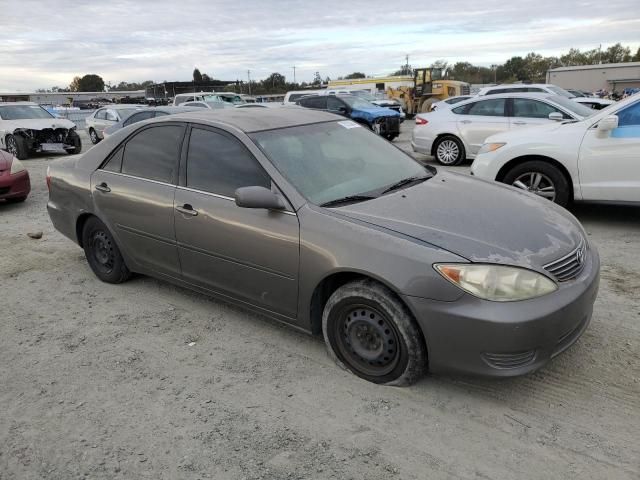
[1,126,639,479]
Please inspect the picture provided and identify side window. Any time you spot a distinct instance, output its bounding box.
[512,99,563,119]
[327,97,344,111]
[302,96,327,109]
[154,111,169,117]
[465,98,506,117]
[123,111,154,127]
[185,102,207,108]
[122,125,184,183]
[617,102,640,127]
[527,88,545,92]
[95,109,106,120]
[102,147,123,173]
[485,89,505,95]
[186,128,270,197]
[105,110,118,121]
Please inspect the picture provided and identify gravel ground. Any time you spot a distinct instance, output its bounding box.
[1,126,639,479]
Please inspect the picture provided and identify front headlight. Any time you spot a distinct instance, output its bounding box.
[477,142,506,155]
[434,264,557,301]
[10,158,26,175]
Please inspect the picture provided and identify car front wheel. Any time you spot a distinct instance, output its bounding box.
[502,160,570,207]
[5,134,28,160]
[322,279,427,386]
[82,217,131,283]
[89,128,100,144]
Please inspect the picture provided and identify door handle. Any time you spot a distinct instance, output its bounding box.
[175,204,198,216]
[95,182,111,193]
[460,120,472,124]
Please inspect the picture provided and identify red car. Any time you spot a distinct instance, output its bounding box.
[0,149,30,203]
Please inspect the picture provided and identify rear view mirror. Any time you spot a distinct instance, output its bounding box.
[548,112,564,122]
[597,115,619,132]
[235,186,285,210]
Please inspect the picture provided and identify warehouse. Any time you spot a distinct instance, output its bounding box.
[546,62,640,93]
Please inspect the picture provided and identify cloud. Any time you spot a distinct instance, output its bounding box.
[0,0,638,90]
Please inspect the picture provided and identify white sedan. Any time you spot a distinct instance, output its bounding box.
[411,93,594,166]
[470,93,640,207]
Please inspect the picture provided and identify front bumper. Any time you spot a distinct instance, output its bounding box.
[0,170,30,200]
[404,247,600,377]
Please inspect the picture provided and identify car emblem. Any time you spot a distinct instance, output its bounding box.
[576,246,585,265]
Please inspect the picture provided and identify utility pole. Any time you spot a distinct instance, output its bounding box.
[598,44,602,64]
[405,54,410,74]
[491,64,498,84]
[247,70,252,96]
[292,66,296,84]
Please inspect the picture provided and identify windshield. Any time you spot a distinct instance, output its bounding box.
[545,96,595,118]
[203,95,223,102]
[340,96,377,109]
[0,104,54,120]
[251,121,430,205]
[351,91,377,101]
[117,108,142,120]
[547,86,575,99]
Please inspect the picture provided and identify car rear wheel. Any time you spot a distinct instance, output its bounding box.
[434,135,465,166]
[89,128,100,144]
[322,279,427,386]
[5,134,28,160]
[502,160,570,207]
[82,217,131,284]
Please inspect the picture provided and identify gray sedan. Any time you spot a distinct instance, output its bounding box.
[47,109,599,385]
[102,106,203,139]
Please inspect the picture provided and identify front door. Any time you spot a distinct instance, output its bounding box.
[455,98,509,155]
[510,98,569,129]
[578,100,640,202]
[91,123,185,277]
[174,126,300,318]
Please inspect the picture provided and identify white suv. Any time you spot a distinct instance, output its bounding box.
[471,93,640,207]
[478,84,575,99]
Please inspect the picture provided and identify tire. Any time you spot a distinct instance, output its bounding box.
[5,134,28,160]
[67,131,82,154]
[82,216,131,284]
[420,99,435,113]
[89,128,100,144]
[502,160,570,207]
[322,279,427,386]
[433,135,465,166]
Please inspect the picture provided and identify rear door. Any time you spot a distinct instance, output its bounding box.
[174,126,300,318]
[454,98,509,155]
[91,123,186,278]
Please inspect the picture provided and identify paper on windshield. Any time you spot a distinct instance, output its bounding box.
[338,120,360,129]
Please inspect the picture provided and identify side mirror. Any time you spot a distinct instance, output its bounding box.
[548,112,564,122]
[597,115,619,132]
[235,186,285,210]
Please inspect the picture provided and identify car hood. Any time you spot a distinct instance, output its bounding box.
[334,171,584,268]
[353,106,400,117]
[0,118,76,131]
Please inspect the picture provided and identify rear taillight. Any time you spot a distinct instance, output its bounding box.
[415,117,428,125]
[46,166,51,191]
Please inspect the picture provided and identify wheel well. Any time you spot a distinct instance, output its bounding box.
[75,213,95,247]
[430,133,461,156]
[495,155,574,198]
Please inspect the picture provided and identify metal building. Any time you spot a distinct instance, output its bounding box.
[546,62,640,93]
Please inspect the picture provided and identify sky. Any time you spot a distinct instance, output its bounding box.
[1,0,639,91]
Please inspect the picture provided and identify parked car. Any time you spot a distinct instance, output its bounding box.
[321,89,406,121]
[297,94,401,140]
[412,93,595,165]
[181,100,233,110]
[0,149,30,202]
[102,106,203,139]
[477,84,576,98]
[573,97,615,110]
[0,102,82,159]
[566,89,592,98]
[47,108,599,385]
[429,95,474,111]
[283,90,322,105]
[172,92,220,106]
[470,93,640,207]
[85,105,143,144]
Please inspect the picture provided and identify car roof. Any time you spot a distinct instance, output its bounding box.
[156,107,338,133]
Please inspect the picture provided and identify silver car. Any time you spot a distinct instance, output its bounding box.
[412,93,595,165]
[47,109,599,385]
[85,105,144,144]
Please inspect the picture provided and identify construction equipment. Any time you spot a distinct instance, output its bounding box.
[386,68,470,116]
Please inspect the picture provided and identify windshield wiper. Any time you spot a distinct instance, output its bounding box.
[381,175,431,195]
[319,195,378,208]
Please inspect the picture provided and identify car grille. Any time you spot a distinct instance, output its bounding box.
[552,314,590,358]
[385,116,400,132]
[0,186,10,196]
[481,350,537,369]
[543,241,586,282]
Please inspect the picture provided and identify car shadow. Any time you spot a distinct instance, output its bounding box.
[570,203,640,226]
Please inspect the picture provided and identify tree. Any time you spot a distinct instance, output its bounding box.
[502,56,527,81]
[431,60,448,71]
[74,74,105,92]
[201,73,211,82]
[68,76,81,92]
[603,43,632,63]
[193,68,203,83]
[634,47,640,62]
[265,72,286,88]
[344,72,366,79]
[392,64,413,76]
[313,71,322,85]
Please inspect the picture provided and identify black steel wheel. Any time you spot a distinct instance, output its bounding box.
[5,134,28,160]
[82,216,131,283]
[322,279,427,386]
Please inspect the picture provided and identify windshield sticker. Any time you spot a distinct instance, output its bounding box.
[338,120,360,129]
